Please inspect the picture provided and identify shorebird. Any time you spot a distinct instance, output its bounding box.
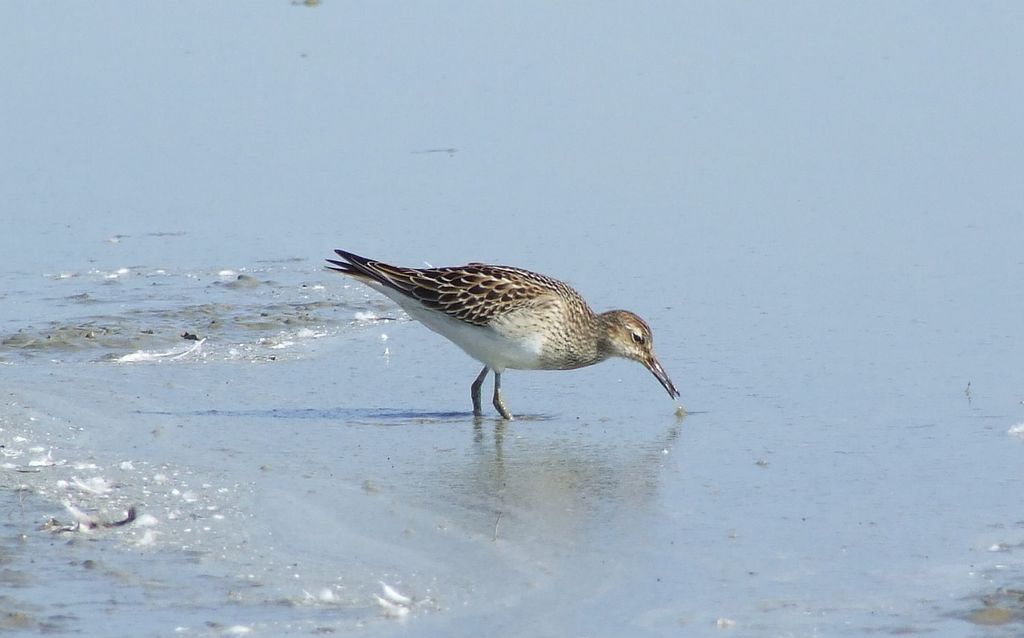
[326,249,680,420]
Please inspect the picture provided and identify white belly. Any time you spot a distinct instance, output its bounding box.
[373,285,546,371]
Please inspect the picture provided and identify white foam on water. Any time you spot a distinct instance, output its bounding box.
[102,268,131,280]
[72,476,114,495]
[29,448,60,466]
[375,595,410,619]
[117,338,205,363]
[62,501,96,528]
[135,529,160,546]
[379,581,412,605]
[135,513,160,527]
[301,588,338,604]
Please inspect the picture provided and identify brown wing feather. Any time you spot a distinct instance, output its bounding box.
[328,250,587,327]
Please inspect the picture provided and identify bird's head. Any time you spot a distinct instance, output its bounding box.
[600,310,680,399]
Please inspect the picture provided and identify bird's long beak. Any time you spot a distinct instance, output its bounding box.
[645,355,680,399]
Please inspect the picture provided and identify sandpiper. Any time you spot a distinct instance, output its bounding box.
[326,249,680,420]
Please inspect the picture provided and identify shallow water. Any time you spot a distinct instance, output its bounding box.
[3,2,1024,636]
[2,256,1023,636]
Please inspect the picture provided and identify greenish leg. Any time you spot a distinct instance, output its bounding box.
[492,371,513,421]
[471,366,489,416]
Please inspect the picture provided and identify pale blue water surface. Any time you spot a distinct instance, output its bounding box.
[2,3,1023,637]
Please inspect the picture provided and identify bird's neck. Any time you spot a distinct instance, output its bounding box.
[594,311,622,361]
[538,307,608,370]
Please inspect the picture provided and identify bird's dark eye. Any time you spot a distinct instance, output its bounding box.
[631,332,645,345]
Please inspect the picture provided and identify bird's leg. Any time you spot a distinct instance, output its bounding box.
[492,371,514,421]
[471,366,489,417]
